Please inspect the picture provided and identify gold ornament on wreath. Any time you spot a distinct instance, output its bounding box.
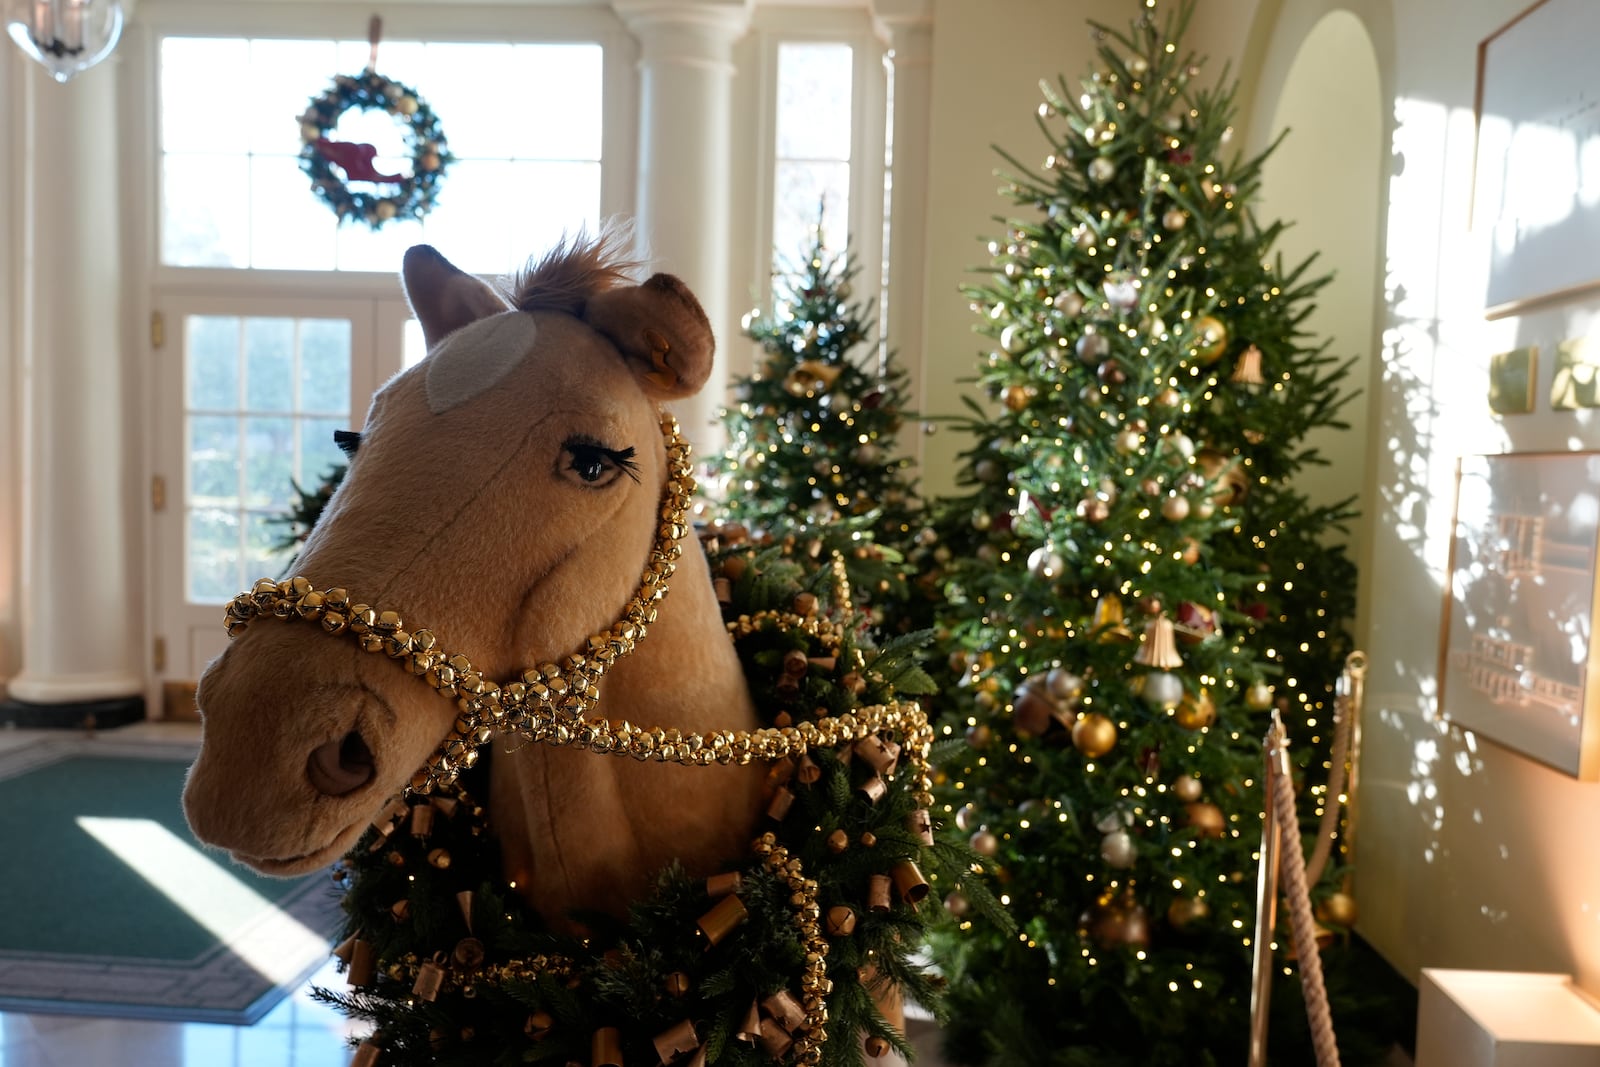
[297,18,451,230]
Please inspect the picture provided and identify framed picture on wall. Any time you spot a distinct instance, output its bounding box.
[1473,0,1600,316]
[1439,452,1600,779]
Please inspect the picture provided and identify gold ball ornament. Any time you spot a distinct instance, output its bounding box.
[1172,774,1203,802]
[1162,207,1187,230]
[1319,891,1359,927]
[1190,315,1229,364]
[1174,688,1216,730]
[1001,384,1034,412]
[966,723,994,749]
[374,200,398,222]
[1071,712,1118,758]
[1244,682,1274,711]
[970,829,999,857]
[1179,538,1202,565]
[1155,386,1183,409]
[1161,495,1191,521]
[1077,497,1111,524]
[396,95,419,115]
[1185,801,1226,838]
[944,891,970,917]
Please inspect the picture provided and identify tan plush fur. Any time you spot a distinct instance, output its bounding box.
[183,238,764,926]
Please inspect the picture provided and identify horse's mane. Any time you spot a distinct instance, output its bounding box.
[501,224,645,315]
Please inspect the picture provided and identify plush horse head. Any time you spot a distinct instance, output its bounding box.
[183,233,765,923]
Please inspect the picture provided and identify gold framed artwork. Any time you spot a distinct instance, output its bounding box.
[1439,452,1600,779]
[1550,336,1600,410]
[1473,0,1600,317]
[1489,345,1537,414]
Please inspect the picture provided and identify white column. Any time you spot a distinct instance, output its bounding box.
[872,0,933,462]
[6,59,141,707]
[612,0,751,457]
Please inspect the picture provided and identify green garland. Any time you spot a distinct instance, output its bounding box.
[314,536,1006,1066]
[298,69,451,230]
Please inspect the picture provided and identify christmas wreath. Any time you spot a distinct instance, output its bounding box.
[298,68,451,230]
[312,533,1007,1067]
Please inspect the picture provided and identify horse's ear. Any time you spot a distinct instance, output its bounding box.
[583,273,714,400]
[402,245,510,350]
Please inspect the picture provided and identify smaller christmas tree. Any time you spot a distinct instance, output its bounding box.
[716,216,924,624]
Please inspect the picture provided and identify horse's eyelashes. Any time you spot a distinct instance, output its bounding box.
[334,430,362,458]
[562,439,641,487]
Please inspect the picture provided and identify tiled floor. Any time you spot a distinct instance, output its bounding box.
[0,721,956,1067]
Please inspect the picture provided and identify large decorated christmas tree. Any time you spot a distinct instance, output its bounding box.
[715,220,924,625]
[922,3,1404,1064]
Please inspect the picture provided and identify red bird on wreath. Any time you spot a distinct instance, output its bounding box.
[313,137,404,183]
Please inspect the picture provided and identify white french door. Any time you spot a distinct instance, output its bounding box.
[149,293,417,686]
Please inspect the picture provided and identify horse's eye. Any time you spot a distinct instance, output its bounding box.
[562,440,640,488]
[334,430,362,458]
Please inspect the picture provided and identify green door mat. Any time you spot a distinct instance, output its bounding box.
[0,737,342,1024]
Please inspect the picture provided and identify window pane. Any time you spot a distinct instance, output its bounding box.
[243,511,291,581]
[420,158,518,275]
[246,39,340,156]
[298,320,352,415]
[250,155,337,270]
[300,418,348,486]
[188,508,241,603]
[403,318,427,369]
[776,43,853,160]
[510,44,604,160]
[161,37,605,272]
[186,316,240,411]
[417,43,518,159]
[243,319,294,413]
[189,416,239,507]
[162,38,252,154]
[337,214,423,272]
[507,160,603,258]
[243,415,296,509]
[163,155,250,267]
[775,161,850,266]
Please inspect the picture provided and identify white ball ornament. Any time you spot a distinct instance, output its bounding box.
[1001,324,1028,354]
[1088,157,1117,183]
[1100,829,1137,869]
[1028,546,1065,580]
[1142,670,1185,710]
[1114,429,1142,454]
[1163,208,1187,231]
[1076,331,1110,363]
[1103,276,1139,310]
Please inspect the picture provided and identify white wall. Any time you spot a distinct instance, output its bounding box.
[917,0,1128,491]
[0,42,19,691]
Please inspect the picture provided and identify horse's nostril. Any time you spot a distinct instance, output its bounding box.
[308,730,376,796]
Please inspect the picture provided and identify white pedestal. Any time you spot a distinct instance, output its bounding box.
[1416,969,1600,1067]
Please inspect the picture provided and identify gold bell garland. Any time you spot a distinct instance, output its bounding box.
[219,411,986,1065]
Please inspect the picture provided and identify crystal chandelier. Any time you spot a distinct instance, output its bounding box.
[5,0,124,83]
